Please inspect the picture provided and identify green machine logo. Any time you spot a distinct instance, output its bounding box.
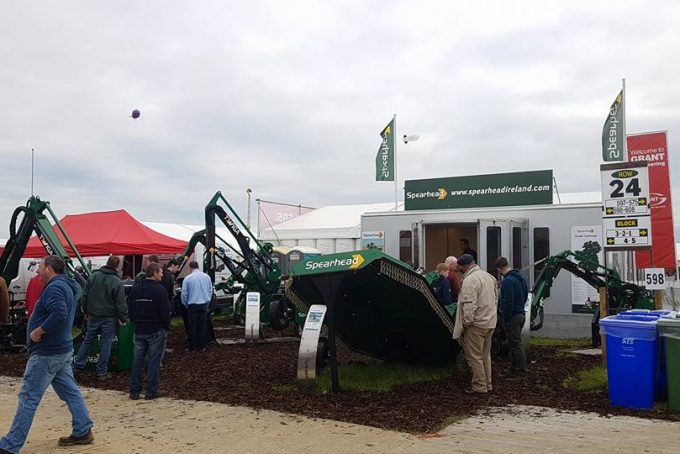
[304,253,365,271]
[404,170,553,210]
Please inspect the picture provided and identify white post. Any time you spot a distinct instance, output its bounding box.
[622,78,627,162]
[393,114,398,211]
[31,148,35,196]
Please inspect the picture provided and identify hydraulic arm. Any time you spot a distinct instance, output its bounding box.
[529,243,653,331]
[0,196,90,288]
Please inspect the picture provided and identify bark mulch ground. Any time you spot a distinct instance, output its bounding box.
[1,321,678,434]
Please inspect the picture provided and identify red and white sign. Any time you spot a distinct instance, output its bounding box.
[257,200,314,234]
[627,131,676,268]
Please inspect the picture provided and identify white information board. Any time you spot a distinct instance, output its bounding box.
[244,292,261,341]
[600,163,652,250]
[570,226,603,309]
[297,304,327,382]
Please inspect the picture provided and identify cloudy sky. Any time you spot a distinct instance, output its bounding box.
[1,0,680,239]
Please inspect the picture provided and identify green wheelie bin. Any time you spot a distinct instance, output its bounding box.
[657,315,680,411]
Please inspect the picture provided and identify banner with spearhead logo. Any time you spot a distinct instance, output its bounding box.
[602,90,624,161]
[375,119,394,181]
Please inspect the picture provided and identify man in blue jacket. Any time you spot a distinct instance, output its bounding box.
[0,256,94,453]
[496,257,529,377]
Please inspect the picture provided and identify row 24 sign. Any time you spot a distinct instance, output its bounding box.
[600,162,652,250]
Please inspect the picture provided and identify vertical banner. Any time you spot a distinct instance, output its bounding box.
[257,200,314,235]
[627,131,676,268]
[375,119,395,181]
[570,226,603,313]
[602,90,625,162]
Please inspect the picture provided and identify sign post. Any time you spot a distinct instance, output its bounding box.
[244,292,261,342]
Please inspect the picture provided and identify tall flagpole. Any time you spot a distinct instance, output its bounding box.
[622,78,627,162]
[393,114,398,211]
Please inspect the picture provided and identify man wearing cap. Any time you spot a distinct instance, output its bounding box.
[453,254,498,394]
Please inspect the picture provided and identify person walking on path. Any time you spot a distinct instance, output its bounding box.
[128,263,171,400]
[453,254,498,394]
[181,261,213,352]
[0,256,94,453]
[496,256,529,377]
[73,255,127,380]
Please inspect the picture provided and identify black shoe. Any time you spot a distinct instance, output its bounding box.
[97,373,112,381]
[0,447,12,453]
[129,393,140,400]
[145,392,163,400]
[58,429,94,446]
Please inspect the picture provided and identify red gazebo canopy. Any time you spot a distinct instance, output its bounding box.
[6,209,188,258]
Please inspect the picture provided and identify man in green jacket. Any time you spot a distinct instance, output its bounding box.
[73,256,127,380]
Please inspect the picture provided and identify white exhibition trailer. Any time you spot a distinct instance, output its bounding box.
[362,193,605,338]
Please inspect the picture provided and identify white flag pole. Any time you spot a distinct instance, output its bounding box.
[622,78,627,162]
[393,114,398,211]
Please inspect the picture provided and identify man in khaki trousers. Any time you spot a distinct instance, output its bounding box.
[452,254,498,394]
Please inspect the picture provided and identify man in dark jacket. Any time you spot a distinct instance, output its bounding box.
[0,256,94,452]
[73,255,127,380]
[161,259,179,311]
[128,263,171,400]
[496,256,529,376]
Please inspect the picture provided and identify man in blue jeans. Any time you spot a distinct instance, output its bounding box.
[73,255,127,380]
[128,263,171,400]
[181,261,213,352]
[0,256,93,453]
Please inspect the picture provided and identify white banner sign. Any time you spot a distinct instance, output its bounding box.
[570,226,603,308]
[245,292,261,341]
[297,304,327,382]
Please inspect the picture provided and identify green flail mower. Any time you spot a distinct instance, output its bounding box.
[284,249,459,363]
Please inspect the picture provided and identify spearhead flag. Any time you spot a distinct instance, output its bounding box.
[375,119,395,181]
[602,90,624,161]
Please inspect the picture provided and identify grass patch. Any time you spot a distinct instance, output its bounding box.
[531,337,591,348]
[315,362,455,393]
[563,365,607,392]
[272,384,299,395]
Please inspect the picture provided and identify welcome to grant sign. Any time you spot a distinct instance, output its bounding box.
[404,170,553,210]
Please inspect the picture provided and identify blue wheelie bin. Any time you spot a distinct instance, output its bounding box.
[600,314,659,409]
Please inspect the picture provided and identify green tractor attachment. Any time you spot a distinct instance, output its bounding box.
[285,249,459,363]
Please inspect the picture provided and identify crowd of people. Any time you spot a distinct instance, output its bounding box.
[431,239,529,394]
[0,240,529,451]
[0,254,214,452]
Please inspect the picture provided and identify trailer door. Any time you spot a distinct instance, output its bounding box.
[411,221,424,272]
[509,219,530,282]
[478,219,510,276]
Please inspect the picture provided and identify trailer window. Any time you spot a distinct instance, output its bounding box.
[399,231,412,267]
[486,226,501,275]
[512,227,522,269]
[533,227,550,294]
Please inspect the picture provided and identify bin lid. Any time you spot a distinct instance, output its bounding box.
[600,314,659,340]
[657,317,680,339]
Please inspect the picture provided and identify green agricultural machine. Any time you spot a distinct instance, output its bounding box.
[0,196,90,349]
[177,191,297,329]
[285,249,459,363]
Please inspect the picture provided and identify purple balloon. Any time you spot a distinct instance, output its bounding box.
[131,109,140,119]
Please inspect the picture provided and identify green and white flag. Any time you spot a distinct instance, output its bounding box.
[602,90,624,161]
[375,119,395,181]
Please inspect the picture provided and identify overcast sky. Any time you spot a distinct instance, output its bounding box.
[2,0,680,239]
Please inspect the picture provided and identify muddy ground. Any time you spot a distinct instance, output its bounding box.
[1,320,677,434]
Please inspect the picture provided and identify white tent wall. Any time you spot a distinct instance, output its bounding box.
[259,202,402,254]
